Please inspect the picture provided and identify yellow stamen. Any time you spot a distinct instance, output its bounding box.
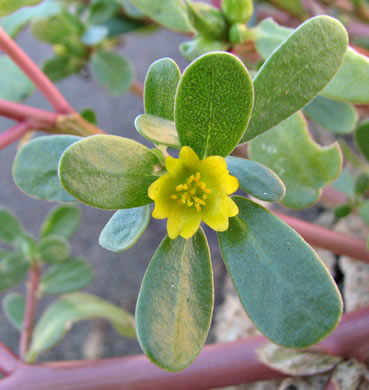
[187,198,193,207]
[195,203,201,212]
[193,197,205,206]
[170,195,177,200]
[202,195,207,200]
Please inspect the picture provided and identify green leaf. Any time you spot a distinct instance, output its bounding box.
[221,0,253,23]
[0,0,41,16]
[355,120,369,163]
[322,48,369,103]
[331,169,355,198]
[303,96,358,135]
[59,135,161,209]
[175,52,254,158]
[31,11,83,44]
[99,206,151,252]
[355,173,369,196]
[0,253,29,292]
[128,0,193,33]
[41,205,81,239]
[28,292,135,361]
[0,208,24,244]
[14,233,37,261]
[135,114,179,148]
[12,135,80,203]
[334,204,352,220]
[40,258,94,295]
[121,0,145,19]
[218,197,342,348]
[91,51,133,96]
[102,17,146,37]
[42,55,83,82]
[136,229,213,371]
[80,108,97,125]
[2,292,25,331]
[38,235,70,264]
[0,0,61,38]
[0,56,34,102]
[81,25,108,46]
[180,37,228,63]
[358,200,369,226]
[87,0,120,25]
[249,113,342,209]
[144,58,181,121]
[243,16,348,142]
[226,156,285,202]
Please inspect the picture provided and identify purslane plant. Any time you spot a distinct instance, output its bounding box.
[11,13,352,371]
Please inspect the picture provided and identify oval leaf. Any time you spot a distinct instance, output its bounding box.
[12,135,80,202]
[355,120,369,163]
[144,58,181,121]
[99,206,151,252]
[38,235,70,264]
[136,229,213,371]
[226,156,285,202]
[59,135,161,209]
[303,96,358,134]
[135,114,179,148]
[40,258,94,295]
[0,208,24,244]
[0,253,29,292]
[2,292,25,331]
[243,16,348,142]
[249,113,342,209]
[91,51,133,96]
[175,52,254,158]
[28,292,136,361]
[41,205,81,239]
[218,197,342,348]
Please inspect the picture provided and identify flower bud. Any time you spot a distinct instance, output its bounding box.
[229,23,249,44]
[221,0,253,23]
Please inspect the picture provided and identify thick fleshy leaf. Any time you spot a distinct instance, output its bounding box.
[243,16,348,142]
[136,229,213,371]
[82,25,108,46]
[0,253,29,292]
[99,206,151,252]
[128,0,193,33]
[0,56,34,102]
[144,58,181,121]
[218,197,342,348]
[38,235,70,264]
[249,113,342,209]
[42,55,83,82]
[180,37,228,63]
[12,135,80,202]
[28,292,136,361]
[175,52,253,158]
[226,156,285,202]
[355,120,369,163]
[41,205,81,239]
[0,208,24,244]
[2,292,25,331]
[254,18,369,104]
[59,135,161,209]
[39,258,94,295]
[91,51,133,96]
[0,0,41,16]
[303,96,358,134]
[135,114,179,148]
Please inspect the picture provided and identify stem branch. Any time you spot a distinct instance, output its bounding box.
[19,263,41,361]
[0,27,73,114]
[0,122,32,149]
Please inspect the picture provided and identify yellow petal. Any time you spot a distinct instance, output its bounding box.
[224,174,239,194]
[152,199,170,219]
[224,196,239,217]
[148,175,170,200]
[179,146,199,169]
[203,208,229,231]
[180,213,201,239]
[167,205,201,239]
[200,155,227,173]
[166,155,183,177]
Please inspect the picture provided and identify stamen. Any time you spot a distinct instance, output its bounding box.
[170,195,177,200]
[202,195,207,200]
[181,192,188,203]
[187,198,193,207]
[193,197,205,206]
[187,175,194,185]
[195,203,201,212]
[194,172,201,182]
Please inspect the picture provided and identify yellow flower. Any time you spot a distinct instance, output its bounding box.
[148,146,239,239]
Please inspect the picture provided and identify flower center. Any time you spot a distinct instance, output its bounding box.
[170,171,212,212]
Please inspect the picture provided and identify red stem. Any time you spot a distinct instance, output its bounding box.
[0,28,73,114]
[0,99,57,128]
[0,122,31,149]
[0,306,367,390]
[19,263,41,361]
[0,343,18,376]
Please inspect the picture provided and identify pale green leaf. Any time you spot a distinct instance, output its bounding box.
[41,205,81,239]
[2,292,25,331]
[38,235,70,264]
[0,0,41,16]
[0,253,29,292]
[0,208,24,244]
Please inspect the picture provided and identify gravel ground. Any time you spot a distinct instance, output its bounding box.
[0,26,227,362]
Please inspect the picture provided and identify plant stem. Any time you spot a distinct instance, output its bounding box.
[130,81,144,99]
[0,122,32,149]
[0,99,57,128]
[0,27,73,114]
[1,306,368,390]
[19,263,41,361]
[0,343,18,376]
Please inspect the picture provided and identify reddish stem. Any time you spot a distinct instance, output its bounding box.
[0,122,31,149]
[19,263,41,361]
[275,211,369,263]
[0,28,73,114]
[0,343,18,376]
[0,306,368,390]
[130,81,144,99]
[0,99,57,128]
[320,186,347,205]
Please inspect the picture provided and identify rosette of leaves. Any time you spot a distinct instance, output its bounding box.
[13,16,350,371]
[0,205,135,362]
